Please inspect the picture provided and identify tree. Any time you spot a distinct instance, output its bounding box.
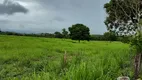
[68,24,90,42]
[104,0,142,79]
[104,31,117,41]
[90,35,105,41]
[62,28,68,38]
[54,31,63,38]
[104,0,142,36]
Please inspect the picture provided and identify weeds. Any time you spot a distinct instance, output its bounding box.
[0,35,133,80]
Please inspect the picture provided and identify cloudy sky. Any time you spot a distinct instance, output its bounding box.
[0,0,109,34]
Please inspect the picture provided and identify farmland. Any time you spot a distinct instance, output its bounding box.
[0,35,134,80]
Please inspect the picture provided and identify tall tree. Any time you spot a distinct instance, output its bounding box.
[68,24,90,42]
[104,0,142,36]
[104,0,142,79]
[62,28,68,38]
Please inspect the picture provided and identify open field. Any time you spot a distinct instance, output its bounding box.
[0,35,134,80]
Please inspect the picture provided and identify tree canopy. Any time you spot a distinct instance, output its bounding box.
[104,0,142,79]
[62,28,68,38]
[54,31,63,38]
[104,0,142,36]
[68,24,90,42]
[104,31,117,41]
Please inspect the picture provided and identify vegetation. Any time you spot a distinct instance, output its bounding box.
[104,0,141,35]
[0,30,132,43]
[0,0,141,79]
[0,31,55,38]
[90,35,105,41]
[104,0,142,79]
[54,31,63,38]
[62,28,69,39]
[68,24,90,42]
[104,31,117,41]
[0,35,134,80]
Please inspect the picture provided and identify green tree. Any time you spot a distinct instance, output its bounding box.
[104,0,142,36]
[104,31,116,41]
[62,28,68,39]
[68,24,90,42]
[54,31,63,38]
[104,0,142,79]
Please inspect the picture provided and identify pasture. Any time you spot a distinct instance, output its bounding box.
[0,35,134,80]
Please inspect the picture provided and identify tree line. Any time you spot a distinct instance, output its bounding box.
[0,23,130,42]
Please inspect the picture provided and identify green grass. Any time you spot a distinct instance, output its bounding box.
[0,35,134,80]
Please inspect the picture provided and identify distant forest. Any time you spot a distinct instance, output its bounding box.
[0,29,130,43]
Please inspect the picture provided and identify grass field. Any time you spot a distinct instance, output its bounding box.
[0,35,135,80]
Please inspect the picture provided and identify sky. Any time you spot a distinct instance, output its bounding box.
[0,0,109,34]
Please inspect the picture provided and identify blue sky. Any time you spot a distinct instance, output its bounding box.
[0,0,109,34]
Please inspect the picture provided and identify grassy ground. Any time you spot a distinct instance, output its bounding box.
[0,35,134,80]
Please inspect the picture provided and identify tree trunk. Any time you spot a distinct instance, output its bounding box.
[134,53,141,79]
